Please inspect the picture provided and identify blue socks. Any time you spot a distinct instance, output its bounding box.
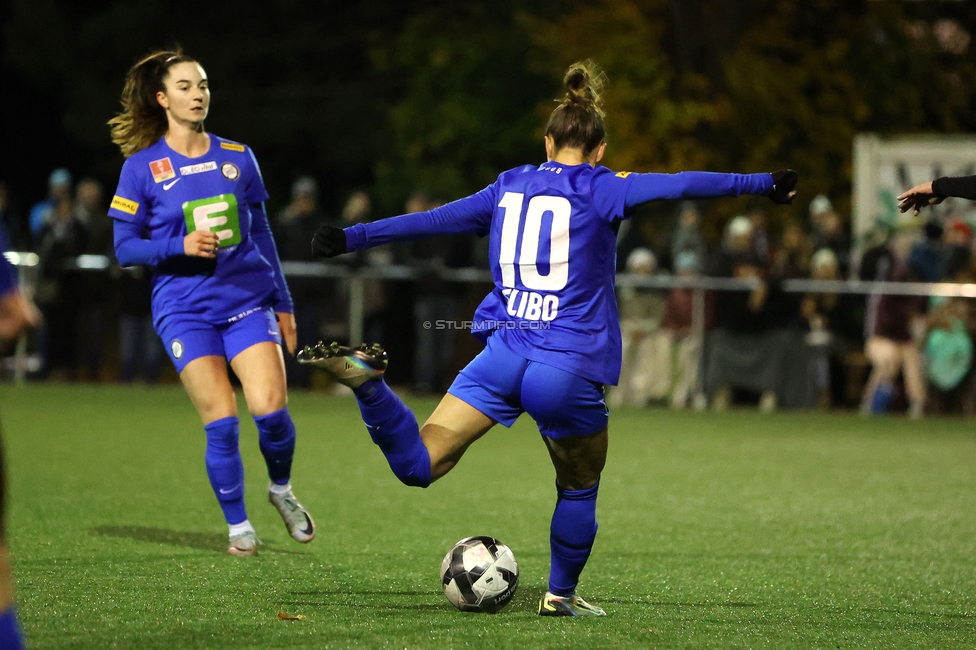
[354,379,431,488]
[254,408,296,485]
[0,606,24,650]
[871,382,895,414]
[205,410,296,525]
[548,482,599,597]
[204,417,247,525]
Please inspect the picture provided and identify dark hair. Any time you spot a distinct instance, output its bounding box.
[108,48,197,158]
[544,60,607,156]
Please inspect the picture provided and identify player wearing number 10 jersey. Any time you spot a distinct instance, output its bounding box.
[107,49,315,556]
[302,60,798,615]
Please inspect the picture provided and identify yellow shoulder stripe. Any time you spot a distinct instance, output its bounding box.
[110,195,139,215]
[615,171,632,178]
[220,142,246,152]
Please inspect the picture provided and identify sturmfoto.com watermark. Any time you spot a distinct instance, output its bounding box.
[423,319,552,331]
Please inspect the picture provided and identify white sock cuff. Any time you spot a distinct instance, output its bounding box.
[269,482,292,495]
[228,520,255,537]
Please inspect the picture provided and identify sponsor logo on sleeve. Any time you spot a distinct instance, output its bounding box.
[171,339,184,359]
[110,195,139,215]
[149,157,176,183]
[220,142,246,152]
[615,171,632,178]
[179,161,217,176]
[220,162,240,180]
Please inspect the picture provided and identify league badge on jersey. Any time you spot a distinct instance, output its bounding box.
[221,162,240,181]
[171,339,184,359]
[149,157,176,183]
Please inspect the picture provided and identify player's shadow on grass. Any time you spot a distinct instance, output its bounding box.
[92,525,305,555]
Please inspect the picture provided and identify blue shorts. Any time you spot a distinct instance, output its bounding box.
[448,335,608,439]
[157,307,282,374]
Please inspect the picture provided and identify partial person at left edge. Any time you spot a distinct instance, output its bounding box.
[0,225,42,650]
[105,48,316,556]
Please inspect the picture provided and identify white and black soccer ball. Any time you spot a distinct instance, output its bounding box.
[440,536,519,613]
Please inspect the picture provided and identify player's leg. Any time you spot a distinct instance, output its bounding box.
[162,319,255,556]
[0,429,25,649]
[179,355,258,555]
[522,363,609,617]
[862,336,899,414]
[420,394,495,481]
[899,341,926,418]
[299,336,523,486]
[299,341,436,486]
[344,369,495,487]
[227,309,314,543]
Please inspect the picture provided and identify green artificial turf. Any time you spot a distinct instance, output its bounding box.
[1,383,975,648]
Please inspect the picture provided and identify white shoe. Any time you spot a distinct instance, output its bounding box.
[228,530,261,557]
[268,486,316,543]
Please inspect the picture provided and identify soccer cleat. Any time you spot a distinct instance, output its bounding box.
[538,591,606,617]
[297,341,388,388]
[228,530,261,557]
[268,485,316,543]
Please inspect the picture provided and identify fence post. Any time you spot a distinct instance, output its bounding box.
[692,286,706,407]
[13,263,30,386]
[348,274,365,346]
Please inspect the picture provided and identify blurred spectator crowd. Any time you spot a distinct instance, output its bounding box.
[4,169,976,418]
[612,195,976,417]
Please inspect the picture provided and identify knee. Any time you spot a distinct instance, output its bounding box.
[204,417,240,453]
[253,407,294,441]
[555,471,601,492]
[247,384,288,417]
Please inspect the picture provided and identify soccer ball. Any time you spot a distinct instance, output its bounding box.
[440,536,519,613]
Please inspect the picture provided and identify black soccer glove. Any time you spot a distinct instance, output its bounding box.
[768,169,798,205]
[311,224,348,258]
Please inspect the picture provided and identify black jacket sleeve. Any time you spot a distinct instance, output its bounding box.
[932,175,976,200]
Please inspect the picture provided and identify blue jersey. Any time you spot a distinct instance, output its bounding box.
[345,162,772,385]
[0,225,17,298]
[108,135,289,329]
[470,164,630,385]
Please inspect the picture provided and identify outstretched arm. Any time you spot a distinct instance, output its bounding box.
[898,176,976,215]
[624,170,796,207]
[312,187,495,258]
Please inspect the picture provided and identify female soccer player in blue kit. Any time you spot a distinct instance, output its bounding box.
[106,50,315,556]
[302,61,798,614]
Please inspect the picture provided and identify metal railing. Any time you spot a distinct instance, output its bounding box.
[6,251,976,388]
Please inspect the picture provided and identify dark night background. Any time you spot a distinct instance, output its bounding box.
[2,0,974,229]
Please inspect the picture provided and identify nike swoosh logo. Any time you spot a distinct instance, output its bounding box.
[163,178,181,190]
[299,513,314,536]
[218,483,241,495]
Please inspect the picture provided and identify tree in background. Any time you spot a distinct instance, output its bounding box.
[1,0,974,227]
[525,0,976,236]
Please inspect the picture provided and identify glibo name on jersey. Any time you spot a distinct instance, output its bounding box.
[497,191,570,322]
[502,288,559,321]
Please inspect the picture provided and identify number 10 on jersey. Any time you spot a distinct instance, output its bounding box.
[497,191,568,321]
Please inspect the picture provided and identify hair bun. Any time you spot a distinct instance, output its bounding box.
[562,60,604,107]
